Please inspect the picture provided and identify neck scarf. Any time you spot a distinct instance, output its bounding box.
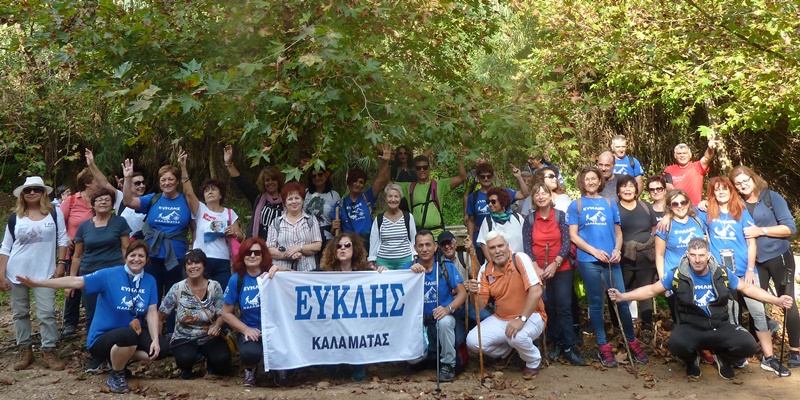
[490,209,511,223]
[124,264,144,288]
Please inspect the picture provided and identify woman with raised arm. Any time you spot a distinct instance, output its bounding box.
[266,182,322,272]
[0,177,68,371]
[223,145,284,240]
[179,150,243,289]
[121,156,191,332]
[16,240,165,393]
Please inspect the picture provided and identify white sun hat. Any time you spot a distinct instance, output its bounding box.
[13,176,54,197]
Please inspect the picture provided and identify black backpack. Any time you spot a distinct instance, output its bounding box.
[7,209,59,242]
[376,210,412,241]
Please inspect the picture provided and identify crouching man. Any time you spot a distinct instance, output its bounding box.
[465,231,547,380]
[404,230,467,382]
[608,238,793,380]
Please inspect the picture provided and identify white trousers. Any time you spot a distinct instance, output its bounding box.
[466,313,544,369]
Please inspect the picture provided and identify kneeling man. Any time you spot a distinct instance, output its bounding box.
[609,238,793,380]
[465,231,547,379]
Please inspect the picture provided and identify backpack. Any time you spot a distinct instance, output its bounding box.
[484,212,521,232]
[376,210,411,241]
[409,180,442,229]
[525,209,576,266]
[576,197,612,219]
[134,192,162,240]
[7,208,59,243]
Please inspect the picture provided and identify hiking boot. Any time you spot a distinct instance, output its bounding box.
[788,351,800,368]
[273,369,289,386]
[522,365,539,380]
[629,339,649,364]
[106,369,130,394]
[42,348,65,371]
[180,369,193,380]
[548,346,562,360]
[439,363,455,382]
[243,368,256,387]
[598,344,617,367]
[761,355,791,377]
[686,356,701,378]
[351,365,366,382]
[698,350,715,364]
[562,347,587,366]
[13,346,34,371]
[731,358,748,369]
[61,325,77,337]
[713,355,735,380]
[85,357,109,374]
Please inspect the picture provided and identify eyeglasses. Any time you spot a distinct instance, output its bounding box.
[22,187,45,194]
[132,180,146,187]
[94,197,112,204]
[415,165,430,171]
[488,199,498,205]
[245,249,263,257]
[670,200,689,208]
[544,174,556,179]
[733,177,752,188]
[648,187,665,193]
[479,174,493,179]
[336,242,353,249]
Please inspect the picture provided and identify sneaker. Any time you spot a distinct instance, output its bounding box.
[180,369,193,380]
[85,357,109,374]
[106,370,130,394]
[713,355,735,380]
[628,339,649,364]
[522,365,539,380]
[548,346,562,360]
[788,351,800,368]
[686,356,701,378]
[598,344,617,367]
[351,365,366,382]
[438,363,455,382]
[273,369,289,386]
[61,325,77,337]
[698,350,715,364]
[243,368,256,387]
[731,358,748,369]
[42,348,66,371]
[13,346,34,371]
[562,347,587,366]
[761,355,792,377]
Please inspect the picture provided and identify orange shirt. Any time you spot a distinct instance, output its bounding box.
[479,252,547,323]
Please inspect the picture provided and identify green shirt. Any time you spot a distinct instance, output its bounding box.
[397,179,451,230]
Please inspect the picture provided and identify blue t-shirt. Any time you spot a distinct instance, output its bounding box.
[83,266,158,349]
[655,217,705,274]
[613,156,644,177]
[403,259,463,315]
[567,197,621,263]
[697,209,755,277]
[138,193,192,259]
[661,267,739,315]
[223,273,262,329]
[330,191,376,235]
[466,188,517,240]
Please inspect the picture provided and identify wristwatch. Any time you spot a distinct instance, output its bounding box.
[278,245,286,252]
[448,306,455,314]
[517,315,528,322]
[762,227,768,236]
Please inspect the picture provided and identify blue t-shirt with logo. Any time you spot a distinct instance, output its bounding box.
[138,193,192,258]
[613,156,644,177]
[655,217,706,274]
[661,267,739,315]
[697,209,755,277]
[466,188,517,241]
[330,191,376,235]
[223,273,262,329]
[567,197,621,263]
[403,259,463,315]
[83,266,158,349]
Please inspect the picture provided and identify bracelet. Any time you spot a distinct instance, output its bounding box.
[224,162,232,167]
[57,261,66,265]
[181,177,190,183]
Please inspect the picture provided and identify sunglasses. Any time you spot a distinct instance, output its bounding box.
[132,180,146,186]
[415,165,430,171]
[544,174,556,179]
[648,187,665,193]
[311,173,325,178]
[670,200,689,208]
[488,199,498,205]
[245,249,263,257]
[479,174,493,179]
[22,187,45,194]
[336,242,353,249]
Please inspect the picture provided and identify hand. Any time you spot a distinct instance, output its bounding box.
[178,149,188,168]
[268,265,289,279]
[505,318,525,339]
[410,263,425,273]
[331,219,341,230]
[697,200,708,212]
[655,215,672,233]
[591,248,610,263]
[65,288,75,299]
[543,263,558,280]
[377,143,392,162]
[432,306,451,321]
[15,275,36,288]
[148,341,160,360]
[464,236,473,250]
[777,295,794,309]
[744,269,757,287]
[55,263,65,278]
[708,139,720,150]
[509,163,521,178]
[607,288,622,302]
[114,175,123,190]
[374,266,388,273]
[223,145,234,165]
[243,327,261,342]
[122,159,134,178]
[208,325,222,337]
[743,221,763,239]
[465,279,479,294]
[0,277,11,292]
[609,249,621,263]
[84,148,95,166]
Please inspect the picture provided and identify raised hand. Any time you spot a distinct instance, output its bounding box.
[510,163,521,178]
[122,159,135,178]
[178,149,188,167]
[223,145,234,165]
[378,143,392,162]
[85,148,95,165]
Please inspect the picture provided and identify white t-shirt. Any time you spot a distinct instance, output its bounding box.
[303,190,341,240]
[476,213,525,254]
[192,202,238,260]
[114,189,146,236]
[0,209,68,283]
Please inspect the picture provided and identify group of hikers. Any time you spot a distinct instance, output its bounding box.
[1,135,798,393]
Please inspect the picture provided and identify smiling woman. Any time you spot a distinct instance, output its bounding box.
[267,182,322,272]
[369,184,416,270]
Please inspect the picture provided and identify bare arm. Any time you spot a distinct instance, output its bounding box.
[510,164,529,199]
[145,304,161,360]
[16,275,86,290]
[370,144,392,198]
[609,281,666,303]
[739,285,793,308]
[85,149,117,193]
[178,150,199,215]
[0,254,10,291]
[121,159,142,211]
[222,145,241,178]
[699,139,720,170]
[448,160,467,189]
[654,236,666,279]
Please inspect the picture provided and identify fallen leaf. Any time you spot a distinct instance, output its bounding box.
[623,384,631,389]
[643,383,655,389]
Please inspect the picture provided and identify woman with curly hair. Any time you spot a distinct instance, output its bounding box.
[476,187,525,260]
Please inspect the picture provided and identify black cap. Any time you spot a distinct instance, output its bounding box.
[437,230,456,244]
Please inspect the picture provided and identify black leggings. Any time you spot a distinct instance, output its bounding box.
[622,263,657,329]
[757,249,800,348]
[172,336,231,375]
[89,326,170,362]
[237,333,263,367]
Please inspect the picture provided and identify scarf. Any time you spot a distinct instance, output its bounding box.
[124,264,144,288]
[490,209,511,224]
[252,191,281,237]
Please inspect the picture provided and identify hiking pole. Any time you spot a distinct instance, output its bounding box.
[468,246,485,383]
[541,243,550,366]
[780,253,791,366]
[435,253,441,395]
[605,263,638,378]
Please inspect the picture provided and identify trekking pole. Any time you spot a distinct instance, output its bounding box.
[605,263,639,378]
[332,203,341,237]
[435,255,441,395]
[541,243,550,366]
[780,253,791,366]
[468,246,485,383]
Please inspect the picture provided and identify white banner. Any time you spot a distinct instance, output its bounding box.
[259,270,424,370]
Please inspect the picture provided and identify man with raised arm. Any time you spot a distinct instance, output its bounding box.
[663,139,720,205]
[397,155,467,239]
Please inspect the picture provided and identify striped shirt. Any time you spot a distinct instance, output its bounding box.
[266,213,321,272]
[369,214,415,261]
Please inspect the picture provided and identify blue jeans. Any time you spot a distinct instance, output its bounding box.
[454,301,492,346]
[577,261,635,345]
[545,268,578,349]
[204,257,232,290]
[146,257,185,333]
